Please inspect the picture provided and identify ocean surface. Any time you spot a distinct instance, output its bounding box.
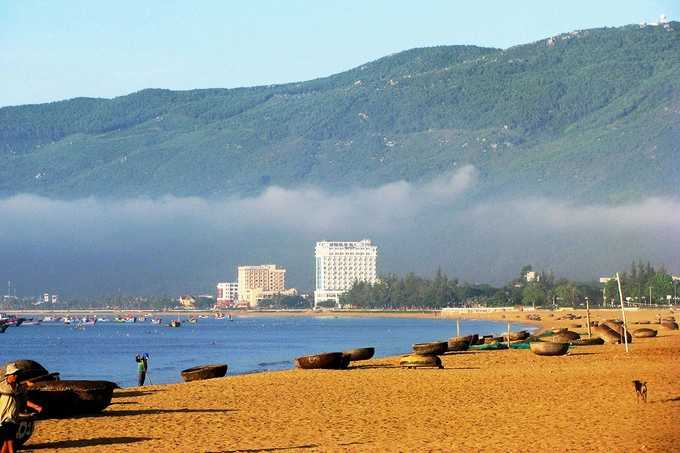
[2,314,536,388]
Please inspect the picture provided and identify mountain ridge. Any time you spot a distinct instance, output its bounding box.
[1,22,678,203]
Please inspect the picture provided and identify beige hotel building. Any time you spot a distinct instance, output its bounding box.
[237,264,296,307]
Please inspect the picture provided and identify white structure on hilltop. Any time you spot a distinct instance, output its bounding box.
[314,239,377,306]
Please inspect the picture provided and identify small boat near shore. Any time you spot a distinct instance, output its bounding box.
[529,341,570,356]
[5,318,25,327]
[412,341,448,356]
[570,337,605,346]
[400,354,444,369]
[41,316,61,323]
[180,364,228,382]
[341,347,375,362]
[501,330,531,342]
[294,352,349,370]
[2,360,51,382]
[25,380,120,418]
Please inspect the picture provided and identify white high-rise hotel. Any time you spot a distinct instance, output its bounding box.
[314,239,377,306]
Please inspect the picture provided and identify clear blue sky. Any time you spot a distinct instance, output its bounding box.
[1,0,677,107]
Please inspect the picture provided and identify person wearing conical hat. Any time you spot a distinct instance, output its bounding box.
[0,363,42,453]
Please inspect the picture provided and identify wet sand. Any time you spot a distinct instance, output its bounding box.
[22,309,680,453]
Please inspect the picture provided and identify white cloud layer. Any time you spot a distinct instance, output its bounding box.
[1,166,678,298]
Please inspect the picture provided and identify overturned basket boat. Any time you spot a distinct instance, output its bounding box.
[551,330,581,342]
[632,328,658,338]
[660,321,679,330]
[399,354,443,369]
[529,341,569,356]
[341,347,375,362]
[180,364,228,382]
[447,337,471,352]
[604,321,633,343]
[25,380,119,418]
[501,331,531,342]
[412,341,448,356]
[1,359,50,382]
[294,352,349,370]
[570,337,605,346]
[596,324,627,344]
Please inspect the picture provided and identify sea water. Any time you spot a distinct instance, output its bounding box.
[2,315,536,388]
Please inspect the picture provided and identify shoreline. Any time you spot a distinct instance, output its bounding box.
[21,306,680,452]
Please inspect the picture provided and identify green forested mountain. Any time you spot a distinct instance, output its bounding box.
[1,22,678,202]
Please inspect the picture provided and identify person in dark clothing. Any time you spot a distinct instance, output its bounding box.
[135,353,149,386]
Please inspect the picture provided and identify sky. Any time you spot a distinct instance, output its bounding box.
[1,0,678,107]
[1,1,679,299]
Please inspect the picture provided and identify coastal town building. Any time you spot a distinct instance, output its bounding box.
[314,239,377,306]
[237,264,295,307]
[179,295,196,309]
[216,282,238,308]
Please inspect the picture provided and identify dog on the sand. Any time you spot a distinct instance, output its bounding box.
[633,380,647,403]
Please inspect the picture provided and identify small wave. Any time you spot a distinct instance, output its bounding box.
[258,360,291,367]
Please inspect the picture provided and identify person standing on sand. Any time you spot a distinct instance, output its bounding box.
[0,363,42,453]
[136,353,149,386]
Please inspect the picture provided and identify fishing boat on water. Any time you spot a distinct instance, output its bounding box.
[4,318,25,327]
[167,319,181,327]
[114,315,136,323]
[41,316,61,323]
[150,318,163,324]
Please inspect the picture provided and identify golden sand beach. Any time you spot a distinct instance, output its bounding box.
[20,309,680,453]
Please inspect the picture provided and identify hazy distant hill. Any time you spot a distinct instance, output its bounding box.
[1,22,678,203]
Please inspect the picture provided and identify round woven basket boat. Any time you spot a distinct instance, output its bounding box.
[399,354,443,369]
[501,331,530,342]
[412,341,448,356]
[551,330,581,342]
[529,341,569,356]
[570,337,605,346]
[447,338,471,352]
[660,321,678,330]
[26,380,119,418]
[633,328,657,338]
[180,364,228,382]
[341,347,375,362]
[596,324,623,343]
[294,352,348,370]
[1,360,49,382]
